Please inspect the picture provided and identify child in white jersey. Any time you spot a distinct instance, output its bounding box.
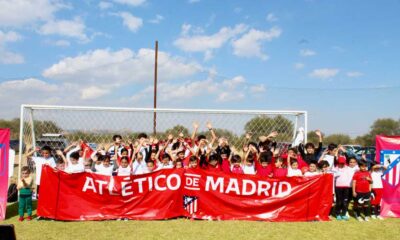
[287,158,303,177]
[242,151,256,175]
[304,161,320,176]
[56,150,84,174]
[347,157,359,213]
[26,146,56,199]
[333,156,353,220]
[371,163,386,220]
[117,157,132,176]
[132,152,148,175]
[95,155,114,176]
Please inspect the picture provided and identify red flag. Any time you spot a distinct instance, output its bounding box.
[80,142,94,159]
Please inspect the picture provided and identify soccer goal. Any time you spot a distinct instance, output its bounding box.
[17,104,307,177]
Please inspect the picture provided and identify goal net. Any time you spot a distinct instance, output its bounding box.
[18,104,307,175]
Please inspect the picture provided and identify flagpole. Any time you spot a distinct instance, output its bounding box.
[153,40,158,136]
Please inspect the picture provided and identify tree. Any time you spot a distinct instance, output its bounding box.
[165,125,189,137]
[324,134,352,145]
[307,131,320,145]
[244,115,294,142]
[0,118,20,139]
[197,128,242,148]
[370,118,400,136]
[34,120,62,137]
[354,118,400,146]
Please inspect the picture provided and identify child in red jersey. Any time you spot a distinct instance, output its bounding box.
[352,161,373,222]
[206,153,222,172]
[175,159,183,169]
[230,154,244,174]
[188,156,199,169]
[217,141,232,174]
[272,158,287,178]
[255,153,273,177]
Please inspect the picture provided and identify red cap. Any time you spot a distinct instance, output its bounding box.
[338,156,346,164]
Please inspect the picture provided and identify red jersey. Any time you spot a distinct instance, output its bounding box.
[280,153,308,169]
[352,171,372,193]
[206,164,222,172]
[231,165,244,174]
[273,168,288,178]
[255,161,272,177]
[256,165,272,177]
[221,158,231,174]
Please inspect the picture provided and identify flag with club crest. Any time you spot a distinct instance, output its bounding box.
[377,135,400,218]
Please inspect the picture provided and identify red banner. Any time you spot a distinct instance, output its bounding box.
[38,166,333,221]
[0,129,10,221]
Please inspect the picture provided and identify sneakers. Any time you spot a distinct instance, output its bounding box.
[371,215,377,219]
[336,215,342,221]
[364,217,370,222]
[26,216,32,221]
[18,217,24,222]
[341,215,349,221]
[356,216,364,222]
[377,215,384,220]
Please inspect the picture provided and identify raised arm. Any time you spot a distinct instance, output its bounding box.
[56,150,68,167]
[243,148,251,165]
[315,130,323,154]
[66,144,80,164]
[318,148,328,162]
[155,143,165,162]
[183,141,196,156]
[63,141,79,154]
[26,146,40,158]
[191,122,199,141]
[206,122,217,142]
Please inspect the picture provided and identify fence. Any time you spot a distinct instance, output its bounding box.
[18,104,307,180]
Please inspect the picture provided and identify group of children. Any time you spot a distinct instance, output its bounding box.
[17,123,386,222]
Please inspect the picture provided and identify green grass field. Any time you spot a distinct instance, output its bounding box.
[2,202,400,240]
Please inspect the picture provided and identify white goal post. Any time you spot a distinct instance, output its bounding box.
[18,104,307,180]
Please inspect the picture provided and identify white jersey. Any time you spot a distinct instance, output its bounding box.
[32,156,56,185]
[304,171,320,177]
[287,167,303,177]
[117,166,132,176]
[64,163,84,173]
[242,164,256,175]
[372,170,383,189]
[334,166,354,187]
[323,155,335,168]
[66,146,84,165]
[132,160,148,175]
[156,161,174,171]
[348,165,359,186]
[95,164,114,176]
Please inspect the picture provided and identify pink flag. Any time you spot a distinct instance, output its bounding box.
[0,129,10,221]
[377,135,400,218]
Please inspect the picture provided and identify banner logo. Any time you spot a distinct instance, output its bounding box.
[380,150,400,186]
[183,195,198,214]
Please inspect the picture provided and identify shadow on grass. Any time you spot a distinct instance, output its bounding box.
[6,201,38,220]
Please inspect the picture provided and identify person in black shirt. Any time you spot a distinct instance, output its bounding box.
[298,130,323,165]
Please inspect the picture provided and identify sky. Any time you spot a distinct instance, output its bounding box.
[0,0,399,137]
